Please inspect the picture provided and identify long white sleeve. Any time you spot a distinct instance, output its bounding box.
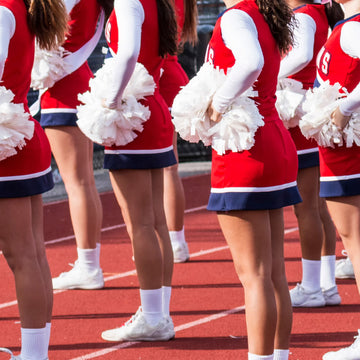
[105,0,144,108]
[278,13,316,79]
[212,10,264,114]
[338,21,360,116]
[0,6,15,81]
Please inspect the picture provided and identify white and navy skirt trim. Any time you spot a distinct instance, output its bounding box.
[297,148,319,169]
[104,146,176,170]
[207,181,301,211]
[0,166,54,198]
[40,108,78,127]
[320,174,360,198]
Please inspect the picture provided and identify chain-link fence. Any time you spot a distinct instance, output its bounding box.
[32,1,226,170]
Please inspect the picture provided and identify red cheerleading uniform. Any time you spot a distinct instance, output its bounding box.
[316,14,360,197]
[40,0,101,127]
[288,4,329,169]
[104,0,176,170]
[207,0,300,211]
[0,0,53,198]
[159,0,189,108]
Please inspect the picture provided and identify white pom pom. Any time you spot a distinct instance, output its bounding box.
[275,78,306,129]
[172,63,264,154]
[31,45,72,90]
[76,60,155,146]
[0,86,34,161]
[300,81,345,147]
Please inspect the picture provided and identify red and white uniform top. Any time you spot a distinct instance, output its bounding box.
[278,4,329,161]
[205,0,301,211]
[103,0,175,168]
[316,14,360,197]
[0,0,53,197]
[40,0,101,117]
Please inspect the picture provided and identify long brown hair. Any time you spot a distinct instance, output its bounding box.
[96,0,114,22]
[156,0,178,57]
[256,0,295,55]
[23,0,68,50]
[181,0,198,46]
[324,2,344,29]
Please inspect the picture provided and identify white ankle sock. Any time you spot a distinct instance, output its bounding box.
[274,349,289,360]
[320,255,336,290]
[140,288,163,326]
[77,247,99,272]
[248,353,274,360]
[162,286,172,316]
[301,258,321,292]
[169,228,186,246]
[21,327,48,360]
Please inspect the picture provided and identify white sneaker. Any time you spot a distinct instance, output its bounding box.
[322,286,341,306]
[52,261,104,290]
[290,284,326,307]
[172,242,190,263]
[101,307,175,342]
[323,330,360,359]
[0,348,48,360]
[335,251,355,279]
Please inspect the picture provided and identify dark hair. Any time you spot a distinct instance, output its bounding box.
[96,0,114,22]
[256,0,295,55]
[181,0,198,46]
[24,0,68,50]
[156,0,178,57]
[324,2,344,29]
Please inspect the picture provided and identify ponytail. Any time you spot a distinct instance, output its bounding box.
[256,0,295,55]
[181,0,198,46]
[96,0,114,23]
[23,0,68,50]
[156,0,178,57]
[324,2,344,29]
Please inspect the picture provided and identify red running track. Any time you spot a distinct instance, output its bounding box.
[0,173,359,359]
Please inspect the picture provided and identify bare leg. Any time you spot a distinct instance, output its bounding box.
[320,197,337,256]
[293,167,323,260]
[217,210,276,355]
[163,132,185,232]
[45,126,103,250]
[109,169,163,289]
[326,196,360,294]
[0,197,48,328]
[31,195,53,323]
[270,208,292,350]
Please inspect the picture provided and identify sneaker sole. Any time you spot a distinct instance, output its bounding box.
[173,256,190,263]
[102,333,175,342]
[292,300,326,307]
[53,281,105,290]
[335,274,355,279]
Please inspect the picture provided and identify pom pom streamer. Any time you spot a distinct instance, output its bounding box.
[31,45,73,90]
[0,86,33,161]
[76,59,155,146]
[299,80,360,148]
[275,78,306,129]
[171,62,264,155]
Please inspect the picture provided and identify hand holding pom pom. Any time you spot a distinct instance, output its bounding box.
[76,59,155,147]
[0,87,33,161]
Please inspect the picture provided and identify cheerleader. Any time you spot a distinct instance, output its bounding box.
[205,0,300,359]
[0,0,67,358]
[312,0,360,358]
[97,0,178,342]
[278,0,343,308]
[39,0,113,291]
[160,0,198,263]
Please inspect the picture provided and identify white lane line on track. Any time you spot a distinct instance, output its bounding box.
[69,305,246,360]
[0,224,299,310]
[45,205,208,246]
